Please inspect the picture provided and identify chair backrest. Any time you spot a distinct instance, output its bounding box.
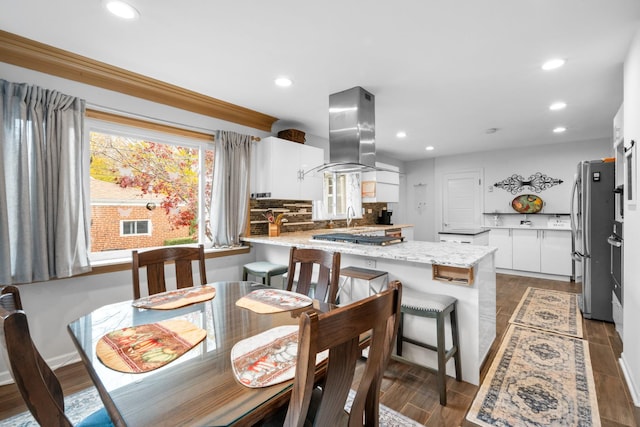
[285,247,341,304]
[0,286,73,427]
[131,244,208,299]
[284,280,402,427]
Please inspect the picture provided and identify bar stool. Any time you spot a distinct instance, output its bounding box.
[242,261,288,287]
[337,266,388,304]
[395,288,461,406]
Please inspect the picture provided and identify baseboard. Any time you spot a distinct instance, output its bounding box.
[620,352,640,407]
[0,351,81,386]
[495,268,572,282]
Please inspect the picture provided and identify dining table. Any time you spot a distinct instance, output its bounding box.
[67,281,333,427]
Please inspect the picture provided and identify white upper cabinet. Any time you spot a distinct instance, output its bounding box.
[362,162,400,203]
[252,136,324,200]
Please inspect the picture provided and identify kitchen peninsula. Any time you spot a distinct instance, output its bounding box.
[242,228,497,385]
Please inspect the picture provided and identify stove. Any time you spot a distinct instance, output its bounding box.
[312,233,404,246]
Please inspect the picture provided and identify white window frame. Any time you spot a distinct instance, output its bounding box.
[120,219,152,236]
[314,172,363,220]
[87,118,213,263]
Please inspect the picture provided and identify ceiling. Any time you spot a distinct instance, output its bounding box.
[1,1,639,161]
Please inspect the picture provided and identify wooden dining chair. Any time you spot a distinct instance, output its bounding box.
[285,246,341,304]
[131,244,207,299]
[0,285,113,427]
[280,280,402,426]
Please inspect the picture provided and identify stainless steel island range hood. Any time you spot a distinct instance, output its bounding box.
[311,86,377,174]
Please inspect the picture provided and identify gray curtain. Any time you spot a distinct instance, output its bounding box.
[0,79,91,284]
[210,130,252,247]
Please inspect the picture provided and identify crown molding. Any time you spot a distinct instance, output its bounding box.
[0,30,277,132]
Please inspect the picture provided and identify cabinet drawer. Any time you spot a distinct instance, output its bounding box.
[432,264,474,286]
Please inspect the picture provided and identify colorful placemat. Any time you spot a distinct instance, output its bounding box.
[466,324,600,427]
[132,285,216,310]
[235,288,312,314]
[231,325,328,388]
[509,287,583,338]
[96,319,206,373]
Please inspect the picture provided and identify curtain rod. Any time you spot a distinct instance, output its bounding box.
[86,103,261,141]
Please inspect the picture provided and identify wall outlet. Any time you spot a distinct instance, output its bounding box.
[365,259,376,268]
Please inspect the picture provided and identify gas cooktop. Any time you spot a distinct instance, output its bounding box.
[312,233,404,246]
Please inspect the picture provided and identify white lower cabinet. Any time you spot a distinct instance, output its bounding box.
[539,230,572,276]
[489,229,513,269]
[512,229,541,272]
[490,228,571,276]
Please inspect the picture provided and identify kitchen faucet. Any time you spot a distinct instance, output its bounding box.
[346,205,355,228]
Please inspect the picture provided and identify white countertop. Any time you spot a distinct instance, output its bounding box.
[483,226,572,231]
[242,229,496,268]
[438,228,490,236]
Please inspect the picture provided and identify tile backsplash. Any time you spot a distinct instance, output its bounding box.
[249,199,388,235]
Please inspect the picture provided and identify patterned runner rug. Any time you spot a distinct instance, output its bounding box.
[466,324,600,427]
[509,287,583,338]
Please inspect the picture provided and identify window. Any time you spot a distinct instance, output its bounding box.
[313,172,362,220]
[88,118,214,260]
[121,220,151,236]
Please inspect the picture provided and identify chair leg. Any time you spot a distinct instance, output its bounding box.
[436,312,447,406]
[396,312,404,356]
[242,268,248,281]
[450,306,462,382]
[265,274,271,286]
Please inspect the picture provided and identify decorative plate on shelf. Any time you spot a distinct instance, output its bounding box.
[511,194,543,213]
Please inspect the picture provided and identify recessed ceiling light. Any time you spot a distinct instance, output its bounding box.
[549,101,567,111]
[542,58,566,71]
[275,77,293,87]
[396,131,407,138]
[103,0,139,20]
[425,146,435,151]
[553,126,567,133]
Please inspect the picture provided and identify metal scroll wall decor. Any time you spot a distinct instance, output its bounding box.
[494,172,563,194]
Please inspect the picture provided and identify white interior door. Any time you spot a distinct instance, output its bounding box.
[442,171,482,230]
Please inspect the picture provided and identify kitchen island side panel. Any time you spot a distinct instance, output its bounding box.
[252,243,496,385]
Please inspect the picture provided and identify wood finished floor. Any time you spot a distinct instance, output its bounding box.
[0,273,638,426]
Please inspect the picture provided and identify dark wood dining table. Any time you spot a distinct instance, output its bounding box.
[67,281,332,427]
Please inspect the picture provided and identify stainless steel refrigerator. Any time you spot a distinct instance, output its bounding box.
[570,160,615,322]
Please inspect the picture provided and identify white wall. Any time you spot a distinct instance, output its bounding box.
[405,139,611,240]
[621,27,640,406]
[404,158,436,241]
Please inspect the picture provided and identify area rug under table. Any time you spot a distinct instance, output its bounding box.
[3,385,422,427]
[509,287,583,338]
[466,324,600,427]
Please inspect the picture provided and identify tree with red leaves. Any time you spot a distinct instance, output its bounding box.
[90,132,214,240]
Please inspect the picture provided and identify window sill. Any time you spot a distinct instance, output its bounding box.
[84,245,251,276]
